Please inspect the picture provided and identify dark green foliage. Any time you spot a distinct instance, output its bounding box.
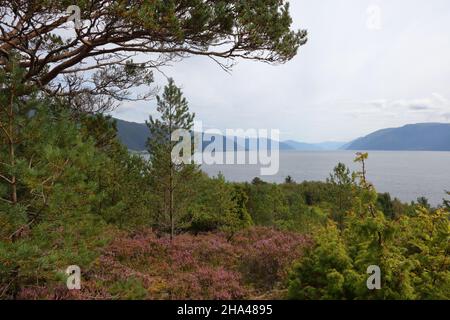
[1,52,448,301]
[285,175,294,184]
[231,185,251,223]
[299,181,333,206]
[0,61,152,298]
[288,154,450,300]
[234,179,329,233]
[288,223,355,300]
[251,177,265,185]
[416,196,431,210]
[0,0,307,110]
[109,278,148,300]
[377,193,396,219]
[245,182,289,226]
[444,191,450,210]
[145,81,253,238]
[327,163,353,228]
[184,174,253,237]
[0,100,114,297]
[146,78,198,238]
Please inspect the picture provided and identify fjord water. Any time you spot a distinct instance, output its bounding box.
[201,151,450,206]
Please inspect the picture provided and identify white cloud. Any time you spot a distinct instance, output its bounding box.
[113,0,450,143]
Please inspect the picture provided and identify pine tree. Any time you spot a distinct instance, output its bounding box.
[327,163,353,229]
[146,79,197,240]
[285,176,294,184]
[185,174,253,238]
[0,58,28,208]
[0,60,144,298]
[444,191,450,211]
[288,153,450,300]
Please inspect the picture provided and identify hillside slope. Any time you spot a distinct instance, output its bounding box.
[346,123,450,151]
[115,119,150,151]
[115,118,346,151]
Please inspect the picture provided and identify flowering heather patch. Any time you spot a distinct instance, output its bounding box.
[165,266,245,300]
[232,228,313,290]
[16,227,310,300]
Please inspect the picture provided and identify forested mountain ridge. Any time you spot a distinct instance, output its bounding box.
[117,119,450,152]
[115,119,150,151]
[115,118,346,151]
[346,123,450,151]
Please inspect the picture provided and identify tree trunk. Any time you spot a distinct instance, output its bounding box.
[169,165,174,241]
[168,101,174,241]
[9,141,17,205]
[8,91,17,205]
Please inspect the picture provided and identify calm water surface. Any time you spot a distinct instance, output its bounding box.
[201,151,450,206]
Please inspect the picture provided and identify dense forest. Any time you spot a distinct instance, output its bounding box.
[0,1,449,300]
[1,66,449,299]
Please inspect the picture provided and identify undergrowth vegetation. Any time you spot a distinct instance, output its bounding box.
[16,228,310,300]
[1,64,448,300]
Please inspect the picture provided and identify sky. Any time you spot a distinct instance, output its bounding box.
[111,0,450,143]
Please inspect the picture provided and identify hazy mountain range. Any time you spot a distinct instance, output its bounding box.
[115,119,346,151]
[345,123,450,151]
[115,119,450,152]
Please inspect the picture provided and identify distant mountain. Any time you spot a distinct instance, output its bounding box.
[115,119,150,151]
[114,119,450,152]
[283,140,347,151]
[315,141,348,150]
[115,119,245,151]
[282,140,323,151]
[346,123,450,151]
[114,118,347,152]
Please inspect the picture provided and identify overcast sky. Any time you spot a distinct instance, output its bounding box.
[111,0,450,143]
